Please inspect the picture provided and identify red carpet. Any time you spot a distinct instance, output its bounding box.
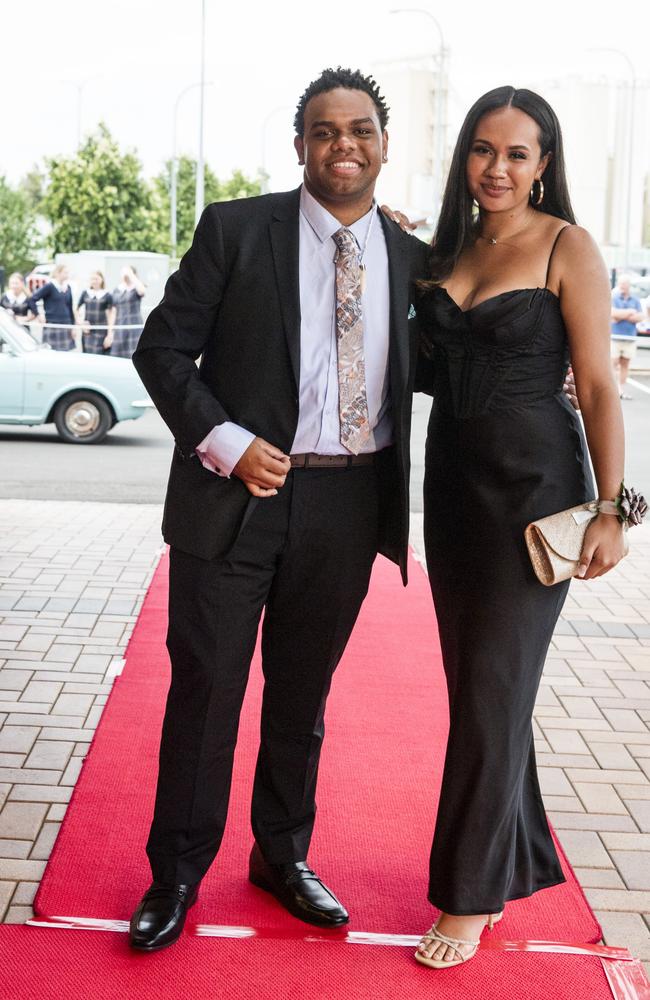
[5,549,641,997]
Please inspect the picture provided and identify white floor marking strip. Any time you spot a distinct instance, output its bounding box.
[27,916,129,933]
[25,918,633,961]
[194,925,256,939]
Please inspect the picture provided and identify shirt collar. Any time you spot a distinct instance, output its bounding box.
[300,184,377,248]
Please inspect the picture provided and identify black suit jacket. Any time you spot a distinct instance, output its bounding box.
[133,187,429,584]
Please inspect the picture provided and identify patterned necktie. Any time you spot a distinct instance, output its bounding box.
[332,227,371,454]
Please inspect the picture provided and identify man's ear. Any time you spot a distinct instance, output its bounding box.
[382,130,389,164]
[294,135,305,166]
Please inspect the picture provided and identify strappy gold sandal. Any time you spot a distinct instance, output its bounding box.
[414,911,503,970]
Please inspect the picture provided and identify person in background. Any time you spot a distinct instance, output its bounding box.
[77,271,113,354]
[107,265,145,358]
[611,274,644,399]
[1,273,36,326]
[27,264,76,350]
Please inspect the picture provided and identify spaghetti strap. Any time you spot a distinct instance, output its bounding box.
[545,225,571,288]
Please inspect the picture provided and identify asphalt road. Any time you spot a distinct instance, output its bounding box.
[0,408,173,503]
[1,375,649,508]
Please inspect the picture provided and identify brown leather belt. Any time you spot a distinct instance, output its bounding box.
[289,452,376,469]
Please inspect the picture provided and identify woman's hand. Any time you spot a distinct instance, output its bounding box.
[576,515,627,580]
[380,205,418,232]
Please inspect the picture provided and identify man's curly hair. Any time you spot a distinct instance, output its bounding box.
[294,67,390,137]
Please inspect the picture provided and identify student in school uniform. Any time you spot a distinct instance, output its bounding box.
[77,271,114,354]
[107,265,145,358]
[28,264,76,350]
[1,273,36,326]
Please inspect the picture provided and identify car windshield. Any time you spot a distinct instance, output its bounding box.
[0,309,40,352]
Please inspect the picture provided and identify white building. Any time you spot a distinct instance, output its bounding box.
[372,55,449,223]
[539,75,650,266]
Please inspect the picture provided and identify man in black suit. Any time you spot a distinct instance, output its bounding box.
[129,66,428,951]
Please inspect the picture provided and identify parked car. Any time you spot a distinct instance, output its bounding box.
[0,308,153,443]
[24,262,55,293]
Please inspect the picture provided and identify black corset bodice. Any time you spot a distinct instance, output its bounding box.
[416,286,569,420]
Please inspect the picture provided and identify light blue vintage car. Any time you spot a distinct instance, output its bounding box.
[0,309,153,443]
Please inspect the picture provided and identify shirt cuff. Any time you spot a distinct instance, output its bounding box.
[195,422,255,478]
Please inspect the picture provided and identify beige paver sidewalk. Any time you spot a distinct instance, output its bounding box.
[0,500,162,921]
[1,500,649,977]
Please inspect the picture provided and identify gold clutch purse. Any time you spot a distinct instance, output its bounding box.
[525,501,600,586]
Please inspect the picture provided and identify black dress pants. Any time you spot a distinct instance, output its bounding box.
[146,464,380,885]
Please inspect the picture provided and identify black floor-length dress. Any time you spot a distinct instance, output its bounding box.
[417,245,594,915]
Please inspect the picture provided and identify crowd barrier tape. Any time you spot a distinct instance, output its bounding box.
[26,322,143,330]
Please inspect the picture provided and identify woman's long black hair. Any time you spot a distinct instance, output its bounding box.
[427,85,576,283]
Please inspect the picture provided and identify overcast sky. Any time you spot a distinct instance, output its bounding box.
[3,0,648,193]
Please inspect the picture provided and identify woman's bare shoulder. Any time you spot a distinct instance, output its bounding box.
[553,225,609,297]
[554,223,598,251]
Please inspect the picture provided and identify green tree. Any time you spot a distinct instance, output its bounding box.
[19,166,47,217]
[42,123,163,254]
[218,168,264,201]
[0,176,40,276]
[152,157,263,257]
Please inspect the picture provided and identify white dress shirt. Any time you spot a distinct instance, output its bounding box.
[196,186,393,476]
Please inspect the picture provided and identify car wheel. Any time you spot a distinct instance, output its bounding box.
[53,391,113,444]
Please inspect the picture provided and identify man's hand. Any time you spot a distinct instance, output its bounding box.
[563,367,579,411]
[233,437,291,497]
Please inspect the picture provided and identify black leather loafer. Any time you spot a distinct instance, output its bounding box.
[129,881,200,952]
[249,843,349,928]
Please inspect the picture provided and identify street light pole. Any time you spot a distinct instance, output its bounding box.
[260,106,293,194]
[60,79,93,148]
[195,0,207,227]
[590,48,637,268]
[171,81,213,258]
[390,7,447,222]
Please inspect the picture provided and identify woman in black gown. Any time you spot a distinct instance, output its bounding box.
[414,87,629,969]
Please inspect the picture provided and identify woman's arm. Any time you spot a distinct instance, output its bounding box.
[104,306,116,350]
[28,283,49,302]
[27,282,50,319]
[76,296,87,328]
[556,226,627,580]
[126,268,146,297]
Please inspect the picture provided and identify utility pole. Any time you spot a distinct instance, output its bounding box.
[195,0,207,226]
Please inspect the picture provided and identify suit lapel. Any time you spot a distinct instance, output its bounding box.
[380,213,412,412]
[270,188,302,391]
